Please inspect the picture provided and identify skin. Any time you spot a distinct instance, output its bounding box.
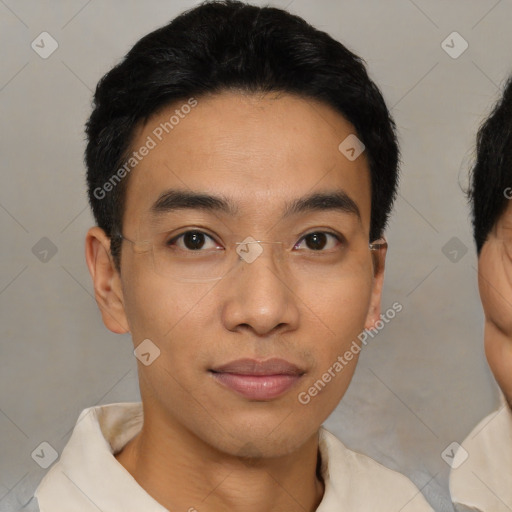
[85,91,387,512]
[478,200,512,408]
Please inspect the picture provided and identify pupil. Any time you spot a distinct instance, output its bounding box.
[306,233,326,250]
[184,231,205,250]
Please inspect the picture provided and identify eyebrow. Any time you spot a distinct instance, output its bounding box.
[150,189,361,220]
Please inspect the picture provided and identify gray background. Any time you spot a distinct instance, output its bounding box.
[0,0,509,510]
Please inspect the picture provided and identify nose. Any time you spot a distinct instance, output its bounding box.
[220,241,300,336]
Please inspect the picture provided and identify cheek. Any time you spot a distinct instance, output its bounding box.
[479,261,512,336]
[123,276,216,397]
[479,249,512,401]
[294,262,373,378]
[484,324,512,404]
[122,267,217,344]
[298,261,373,333]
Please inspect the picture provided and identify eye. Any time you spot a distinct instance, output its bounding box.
[294,231,342,251]
[167,230,221,251]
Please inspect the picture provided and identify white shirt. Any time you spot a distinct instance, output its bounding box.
[450,394,512,511]
[33,402,432,511]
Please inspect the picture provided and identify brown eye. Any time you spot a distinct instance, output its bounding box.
[295,232,341,251]
[183,231,206,250]
[167,231,219,251]
[305,233,327,250]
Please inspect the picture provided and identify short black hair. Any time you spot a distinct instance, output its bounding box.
[85,0,399,270]
[469,75,512,254]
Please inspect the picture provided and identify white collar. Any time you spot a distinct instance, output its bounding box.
[450,393,512,511]
[35,402,432,511]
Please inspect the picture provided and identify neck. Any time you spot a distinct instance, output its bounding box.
[115,404,325,512]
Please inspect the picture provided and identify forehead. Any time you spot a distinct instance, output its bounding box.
[123,91,371,229]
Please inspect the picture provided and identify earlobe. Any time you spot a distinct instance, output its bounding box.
[85,227,130,334]
[364,242,387,330]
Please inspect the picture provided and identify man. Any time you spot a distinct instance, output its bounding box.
[450,76,512,511]
[34,1,432,510]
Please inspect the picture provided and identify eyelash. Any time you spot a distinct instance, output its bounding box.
[165,229,345,251]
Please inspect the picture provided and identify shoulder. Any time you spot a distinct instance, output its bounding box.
[449,405,512,512]
[34,402,148,511]
[318,428,433,511]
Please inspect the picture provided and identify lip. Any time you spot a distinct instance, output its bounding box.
[210,358,305,400]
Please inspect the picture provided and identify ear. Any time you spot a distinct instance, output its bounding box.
[85,226,130,334]
[364,242,387,330]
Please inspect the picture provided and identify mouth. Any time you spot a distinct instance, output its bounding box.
[209,358,306,400]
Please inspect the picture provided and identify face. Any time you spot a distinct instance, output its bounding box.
[479,200,512,408]
[87,91,386,459]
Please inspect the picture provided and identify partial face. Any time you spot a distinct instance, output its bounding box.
[479,200,512,407]
[101,91,385,458]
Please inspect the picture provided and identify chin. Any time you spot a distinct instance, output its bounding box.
[203,421,317,460]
